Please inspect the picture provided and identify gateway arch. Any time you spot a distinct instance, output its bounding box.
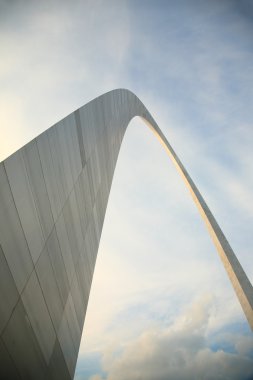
[0,89,252,379]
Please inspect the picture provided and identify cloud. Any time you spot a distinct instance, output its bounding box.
[87,297,253,380]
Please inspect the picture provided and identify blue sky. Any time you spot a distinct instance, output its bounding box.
[0,0,253,379]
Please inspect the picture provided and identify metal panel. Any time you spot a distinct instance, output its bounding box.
[47,339,71,380]
[22,140,54,241]
[62,194,82,269]
[0,163,33,293]
[57,310,77,378]
[0,245,19,335]
[2,299,48,380]
[0,338,21,380]
[64,293,81,354]
[4,150,45,263]
[75,252,92,302]
[55,213,75,285]
[35,246,64,333]
[46,228,70,308]
[74,177,89,239]
[68,190,84,257]
[70,273,86,330]
[21,271,56,364]
[90,146,101,196]
[86,157,96,206]
[78,166,93,227]
[85,219,99,274]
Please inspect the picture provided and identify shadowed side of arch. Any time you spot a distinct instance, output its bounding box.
[0,89,252,380]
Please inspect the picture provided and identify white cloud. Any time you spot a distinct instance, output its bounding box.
[235,335,253,356]
[86,297,253,380]
[89,376,103,380]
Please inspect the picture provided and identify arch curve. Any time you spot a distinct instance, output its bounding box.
[0,89,252,380]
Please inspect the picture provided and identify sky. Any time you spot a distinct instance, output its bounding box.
[1,0,253,379]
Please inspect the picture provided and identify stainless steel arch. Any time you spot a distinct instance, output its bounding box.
[0,89,252,380]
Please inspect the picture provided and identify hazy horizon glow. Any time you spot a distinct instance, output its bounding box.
[1,1,253,379]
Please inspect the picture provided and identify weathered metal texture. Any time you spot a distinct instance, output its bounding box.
[0,89,252,380]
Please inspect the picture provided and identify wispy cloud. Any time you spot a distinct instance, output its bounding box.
[0,0,131,160]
